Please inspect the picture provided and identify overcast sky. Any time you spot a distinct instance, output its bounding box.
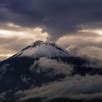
[0,0,102,60]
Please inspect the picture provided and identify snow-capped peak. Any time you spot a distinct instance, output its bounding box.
[14,41,69,58]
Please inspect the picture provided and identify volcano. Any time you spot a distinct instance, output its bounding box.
[0,41,102,101]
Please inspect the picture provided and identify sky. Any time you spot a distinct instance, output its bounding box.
[0,0,102,60]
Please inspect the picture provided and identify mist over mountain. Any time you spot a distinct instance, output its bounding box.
[66,45,102,60]
[0,41,102,102]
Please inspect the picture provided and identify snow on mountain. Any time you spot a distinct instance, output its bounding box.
[14,41,69,58]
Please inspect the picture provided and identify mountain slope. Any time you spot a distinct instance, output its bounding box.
[0,41,102,94]
[0,41,71,93]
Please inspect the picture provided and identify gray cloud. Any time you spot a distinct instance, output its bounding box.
[66,45,102,60]
[56,34,102,60]
[30,57,73,76]
[1,0,102,37]
[56,34,102,48]
[16,75,102,100]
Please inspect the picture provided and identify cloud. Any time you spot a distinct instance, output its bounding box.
[0,0,102,60]
[56,34,102,48]
[0,24,49,61]
[30,57,73,76]
[17,75,102,100]
[1,0,102,37]
[66,45,102,60]
[56,34,102,60]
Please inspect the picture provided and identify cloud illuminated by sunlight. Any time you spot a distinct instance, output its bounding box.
[0,27,48,41]
[79,29,102,36]
[6,23,20,28]
[0,54,13,57]
[0,54,13,61]
[0,23,49,61]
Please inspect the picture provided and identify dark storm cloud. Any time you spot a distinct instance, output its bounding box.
[1,0,102,37]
